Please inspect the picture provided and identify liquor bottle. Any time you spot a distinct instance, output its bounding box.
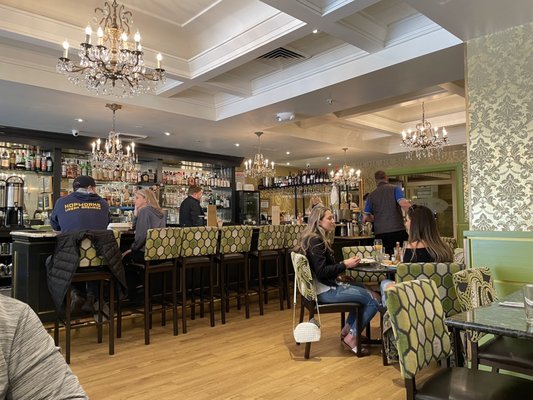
[61,159,67,177]
[34,147,41,172]
[395,242,402,263]
[40,151,47,172]
[9,148,16,170]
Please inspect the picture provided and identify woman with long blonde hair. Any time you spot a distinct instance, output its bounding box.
[296,206,379,355]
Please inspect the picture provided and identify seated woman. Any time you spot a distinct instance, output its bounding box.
[122,189,166,299]
[296,206,379,355]
[380,204,453,303]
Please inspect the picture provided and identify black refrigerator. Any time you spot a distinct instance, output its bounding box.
[235,191,260,224]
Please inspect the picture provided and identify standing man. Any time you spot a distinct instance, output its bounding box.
[179,185,205,227]
[50,175,111,312]
[363,170,411,255]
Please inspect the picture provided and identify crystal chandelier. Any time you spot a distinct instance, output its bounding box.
[91,103,138,172]
[244,132,275,179]
[57,0,165,97]
[401,102,448,159]
[330,147,361,187]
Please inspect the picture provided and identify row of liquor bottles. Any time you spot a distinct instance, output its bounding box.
[61,158,141,183]
[162,186,231,209]
[266,168,332,188]
[0,145,53,172]
[161,169,231,188]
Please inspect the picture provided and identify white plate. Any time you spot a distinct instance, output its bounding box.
[360,258,376,264]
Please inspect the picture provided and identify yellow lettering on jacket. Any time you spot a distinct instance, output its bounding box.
[64,202,102,212]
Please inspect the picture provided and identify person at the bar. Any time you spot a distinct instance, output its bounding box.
[296,206,379,355]
[179,185,205,227]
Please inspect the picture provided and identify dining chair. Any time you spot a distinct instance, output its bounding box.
[216,225,253,321]
[291,252,366,358]
[453,267,533,375]
[283,224,307,309]
[178,226,219,333]
[342,245,387,289]
[440,236,457,251]
[382,261,465,365]
[128,227,181,345]
[249,225,285,315]
[386,278,533,400]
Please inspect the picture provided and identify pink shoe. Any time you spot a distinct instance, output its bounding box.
[340,323,351,339]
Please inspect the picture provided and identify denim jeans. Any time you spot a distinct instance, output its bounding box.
[317,285,379,334]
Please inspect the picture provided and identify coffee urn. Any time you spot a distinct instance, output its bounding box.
[5,175,24,227]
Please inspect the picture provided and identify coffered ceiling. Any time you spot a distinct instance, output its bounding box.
[1,0,533,167]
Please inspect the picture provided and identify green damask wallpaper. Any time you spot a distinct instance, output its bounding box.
[467,23,533,231]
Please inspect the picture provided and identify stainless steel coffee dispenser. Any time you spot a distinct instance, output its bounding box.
[5,175,24,227]
[0,178,6,226]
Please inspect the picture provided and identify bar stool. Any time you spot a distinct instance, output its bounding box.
[128,227,181,345]
[216,225,253,321]
[178,226,219,333]
[54,230,121,364]
[283,224,307,309]
[249,225,285,315]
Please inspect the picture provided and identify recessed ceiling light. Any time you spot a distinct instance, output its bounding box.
[326,156,330,160]
[163,131,171,136]
[286,151,290,155]
[328,163,331,166]
[312,29,319,34]
[235,143,240,147]
[286,162,290,165]
[75,118,83,122]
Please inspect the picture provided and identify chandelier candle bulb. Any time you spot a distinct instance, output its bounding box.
[62,40,69,58]
[156,53,162,69]
[131,142,135,153]
[97,27,104,46]
[96,138,101,151]
[85,25,92,44]
[134,31,141,45]
[92,142,96,154]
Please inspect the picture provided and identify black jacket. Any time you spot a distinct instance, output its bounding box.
[305,235,346,287]
[179,195,204,227]
[46,230,127,311]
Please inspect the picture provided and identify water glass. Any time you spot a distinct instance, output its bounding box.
[374,239,383,262]
[523,284,533,324]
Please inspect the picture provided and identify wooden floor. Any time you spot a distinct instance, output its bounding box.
[61,300,412,400]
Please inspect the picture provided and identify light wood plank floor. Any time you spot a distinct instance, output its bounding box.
[61,301,414,400]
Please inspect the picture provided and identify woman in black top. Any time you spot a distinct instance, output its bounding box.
[296,206,379,355]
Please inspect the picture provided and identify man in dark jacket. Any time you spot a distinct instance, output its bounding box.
[179,185,205,226]
[49,175,111,313]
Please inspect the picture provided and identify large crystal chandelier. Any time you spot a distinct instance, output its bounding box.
[401,102,448,159]
[91,103,138,172]
[57,0,165,97]
[244,132,275,179]
[330,147,361,187]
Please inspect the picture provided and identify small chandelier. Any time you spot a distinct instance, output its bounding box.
[91,103,138,172]
[401,102,448,158]
[57,0,165,97]
[330,147,361,187]
[244,132,275,179]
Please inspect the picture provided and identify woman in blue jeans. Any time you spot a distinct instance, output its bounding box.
[296,206,379,355]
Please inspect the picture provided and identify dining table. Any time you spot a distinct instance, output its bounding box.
[445,290,533,367]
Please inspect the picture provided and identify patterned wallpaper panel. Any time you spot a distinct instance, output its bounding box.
[467,23,533,231]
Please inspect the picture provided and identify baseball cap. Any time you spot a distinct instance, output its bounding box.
[73,175,96,190]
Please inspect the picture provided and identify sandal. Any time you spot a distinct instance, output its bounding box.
[342,339,370,356]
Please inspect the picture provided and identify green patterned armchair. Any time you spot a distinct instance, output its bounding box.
[283,224,306,309]
[257,225,285,251]
[440,236,457,251]
[219,225,253,254]
[342,246,386,285]
[386,278,533,399]
[452,267,533,374]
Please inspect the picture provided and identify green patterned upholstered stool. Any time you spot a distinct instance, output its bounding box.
[283,224,306,309]
[453,267,533,375]
[55,230,122,364]
[250,225,285,315]
[216,225,253,321]
[134,227,181,345]
[386,279,533,400]
[178,226,219,333]
[291,252,365,359]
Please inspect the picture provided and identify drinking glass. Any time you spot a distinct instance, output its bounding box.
[374,239,383,262]
[523,284,533,324]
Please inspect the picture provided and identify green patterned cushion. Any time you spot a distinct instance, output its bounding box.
[386,279,452,379]
[342,246,386,283]
[257,225,285,251]
[219,225,253,254]
[144,227,181,261]
[79,230,120,267]
[452,267,498,342]
[180,227,219,257]
[291,252,317,302]
[395,262,465,316]
[453,248,465,264]
[441,236,458,250]
[284,224,306,249]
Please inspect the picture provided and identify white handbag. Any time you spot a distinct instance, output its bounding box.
[292,274,321,343]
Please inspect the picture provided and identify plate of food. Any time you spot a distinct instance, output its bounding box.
[359,258,377,265]
[381,260,399,268]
